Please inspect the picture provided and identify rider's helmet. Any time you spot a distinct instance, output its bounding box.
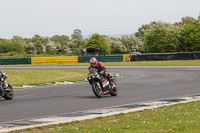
[90,57,97,66]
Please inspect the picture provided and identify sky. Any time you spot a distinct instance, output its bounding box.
[0,0,200,39]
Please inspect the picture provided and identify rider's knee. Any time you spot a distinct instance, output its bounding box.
[104,72,108,77]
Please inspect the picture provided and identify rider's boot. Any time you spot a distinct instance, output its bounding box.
[109,81,114,90]
[110,81,113,87]
[106,75,113,89]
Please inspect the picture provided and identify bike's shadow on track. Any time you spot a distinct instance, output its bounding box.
[0,97,13,102]
[73,95,113,99]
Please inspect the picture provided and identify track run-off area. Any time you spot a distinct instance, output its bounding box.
[0,66,200,127]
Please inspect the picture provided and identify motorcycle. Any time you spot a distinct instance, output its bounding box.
[0,72,14,100]
[88,68,118,98]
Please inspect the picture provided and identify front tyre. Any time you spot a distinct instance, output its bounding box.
[110,86,118,96]
[4,84,14,100]
[92,82,103,98]
[110,74,118,96]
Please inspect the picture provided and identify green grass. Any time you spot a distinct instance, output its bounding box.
[103,60,200,66]
[11,100,200,133]
[1,60,200,67]
[5,70,88,86]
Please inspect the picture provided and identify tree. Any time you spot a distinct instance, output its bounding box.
[66,39,85,55]
[144,21,181,53]
[104,36,127,54]
[181,16,199,25]
[82,34,110,55]
[24,35,62,54]
[50,35,70,45]
[121,35,133,51]
[12,36,24,43]
[179,21,200,52]
[198,13,200,21]
[0,39,24,54]
[132,37,145,52]
[46,42,62,54]
[135,23,154,41]
[24,41,37,54]
[71,29,83,40]
[31,35,46,54]
[67,39,85,48]
[121,35,145,53]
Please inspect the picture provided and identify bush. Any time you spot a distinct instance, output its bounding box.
[82,34,110,55]
[0,40,24,54]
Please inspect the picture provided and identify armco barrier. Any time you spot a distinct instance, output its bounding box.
[31,56,78,64]
[0,58,31,65]
[78,55,123,63]
[131,52,200,61]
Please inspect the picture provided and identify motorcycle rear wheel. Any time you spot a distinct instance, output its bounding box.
[4,84,14,100]
[92,82,103,98]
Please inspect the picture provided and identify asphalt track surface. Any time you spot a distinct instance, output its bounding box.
[1,66,200,123]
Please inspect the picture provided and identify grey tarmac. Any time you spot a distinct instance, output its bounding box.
[0,66,200,124]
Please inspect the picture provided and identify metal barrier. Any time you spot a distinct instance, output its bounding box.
[0,58,31,65]
[131,52,200,61]
[78,55,123,63]
[0,55,124,65]
[31,56,78,64]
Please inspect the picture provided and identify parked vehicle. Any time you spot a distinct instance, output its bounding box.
[128,52,141,55]
[87,68,118,98]
[0,72,14,100]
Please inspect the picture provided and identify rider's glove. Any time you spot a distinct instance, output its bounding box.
[99,71,104,75]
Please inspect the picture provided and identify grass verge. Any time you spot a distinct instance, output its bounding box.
[5,70,88,86]
[1,60,200,67]
[11,100,200,133]
[103,60,200,66]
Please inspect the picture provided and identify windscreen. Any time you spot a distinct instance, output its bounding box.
[0,73,2,79]
[88,68,98,75]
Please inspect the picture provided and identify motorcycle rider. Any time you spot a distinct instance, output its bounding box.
[0,71,8,96]
[88,57,113,87]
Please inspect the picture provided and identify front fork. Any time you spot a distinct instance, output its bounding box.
[89,79,101,88]
[3,80,8,88]
[96,82,101,90]
[0,81,8,96]
[0,83,5,96]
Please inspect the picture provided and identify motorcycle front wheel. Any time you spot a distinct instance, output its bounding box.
[4,84,14,100]
[110,74,118,96]
[92,82,103,98]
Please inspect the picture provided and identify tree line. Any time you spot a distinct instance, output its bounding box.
[136,15,200,53]
[0,15,200,57]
